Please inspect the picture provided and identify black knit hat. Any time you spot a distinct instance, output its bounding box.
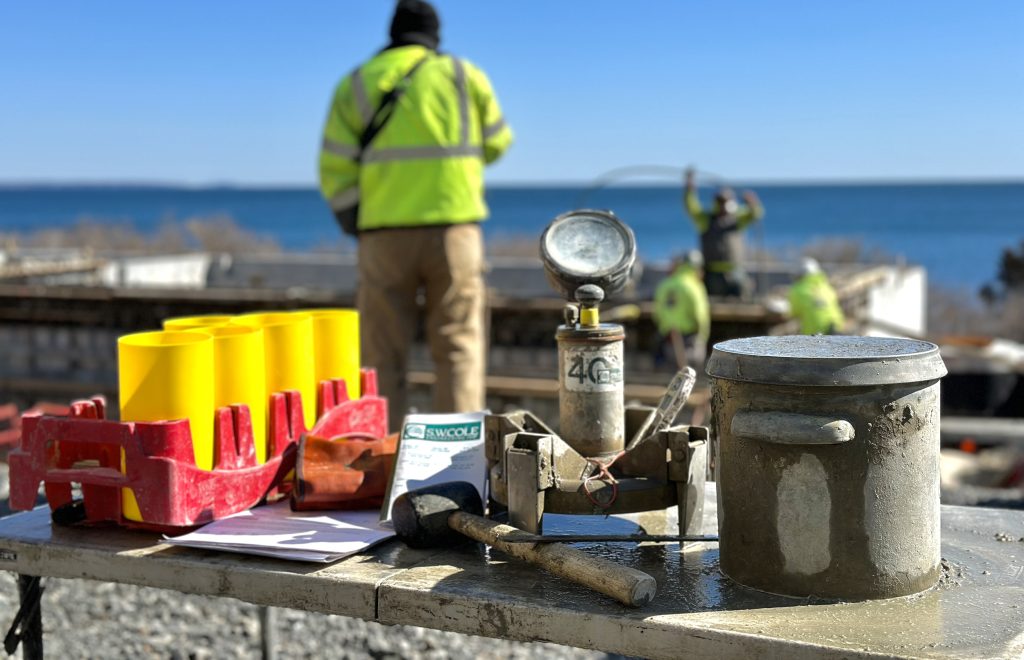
[389,0,441,50]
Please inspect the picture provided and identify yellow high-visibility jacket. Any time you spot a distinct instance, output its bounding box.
[788,272,846,335]
[319,45,513,231]
[653,265,710,340]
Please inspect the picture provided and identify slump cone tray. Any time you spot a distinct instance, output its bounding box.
[8,370,387,532]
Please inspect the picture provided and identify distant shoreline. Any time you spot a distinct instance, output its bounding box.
[2,184,1019,291]
[2,179,1024,192]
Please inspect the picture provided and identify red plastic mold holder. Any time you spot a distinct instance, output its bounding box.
[8,369,387,532]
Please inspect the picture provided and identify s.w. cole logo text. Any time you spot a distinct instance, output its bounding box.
[403,422,481,442]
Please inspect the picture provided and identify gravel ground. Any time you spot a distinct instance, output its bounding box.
[0,463,609,659]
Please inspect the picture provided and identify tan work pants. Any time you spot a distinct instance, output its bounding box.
[357,223,486,432]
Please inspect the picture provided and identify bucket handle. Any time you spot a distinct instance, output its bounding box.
[731,411,854,445]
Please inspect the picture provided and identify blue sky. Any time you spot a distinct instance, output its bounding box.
[1,1,1021,185]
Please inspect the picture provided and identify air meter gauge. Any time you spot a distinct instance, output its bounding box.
[540,210,637,301]
[483,209,709,541]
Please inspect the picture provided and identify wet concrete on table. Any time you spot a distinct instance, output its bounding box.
[376,485,1024,658]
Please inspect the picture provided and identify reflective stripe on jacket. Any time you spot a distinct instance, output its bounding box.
[653,265,710,339]
[788,272,846,335]
[319,45,513,231]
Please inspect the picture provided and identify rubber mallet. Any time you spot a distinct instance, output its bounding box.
[391,481,657,607]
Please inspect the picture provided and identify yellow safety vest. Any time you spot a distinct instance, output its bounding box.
[788,272,846,335]
[653,265,710,340]
[319,45,513,231]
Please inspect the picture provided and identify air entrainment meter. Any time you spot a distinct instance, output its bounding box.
[540,210,637,457]
[483,209,707,538]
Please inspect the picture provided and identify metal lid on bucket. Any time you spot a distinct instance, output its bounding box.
[706,335,947,386]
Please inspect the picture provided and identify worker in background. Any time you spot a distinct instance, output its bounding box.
[789,258,846,335]
[318,0,513,431]
[653,250,710,370]
[684,168,764,299]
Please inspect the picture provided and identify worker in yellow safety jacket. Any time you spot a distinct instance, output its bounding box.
[318,0,513,431]
[653,251,711,369]
[683,168,764,299]
[788,258,846,335]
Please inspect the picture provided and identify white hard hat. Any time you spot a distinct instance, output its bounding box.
[801,257,821,276]
[684,250,704,268]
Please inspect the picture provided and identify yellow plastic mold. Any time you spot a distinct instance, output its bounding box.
[232,312,316,429]
[117,330,215,521]
[301,308,361,399]
[187,324,268,463]
[163,315,234,331]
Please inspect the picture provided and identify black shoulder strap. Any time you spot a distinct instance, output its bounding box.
[358,56,430,156]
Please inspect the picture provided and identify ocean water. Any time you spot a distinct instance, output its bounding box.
[1,183,1022,290]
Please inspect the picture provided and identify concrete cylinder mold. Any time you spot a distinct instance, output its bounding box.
[707,335,947,600]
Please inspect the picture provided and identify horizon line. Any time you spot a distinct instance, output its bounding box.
[2,176,1024,190]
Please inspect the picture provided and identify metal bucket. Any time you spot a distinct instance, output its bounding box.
[707,336,947,600]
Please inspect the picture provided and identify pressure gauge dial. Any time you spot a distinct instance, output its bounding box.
[540,210,637,301]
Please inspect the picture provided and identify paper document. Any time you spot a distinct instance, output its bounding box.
[166,501,394,563]
[381,411,488,523]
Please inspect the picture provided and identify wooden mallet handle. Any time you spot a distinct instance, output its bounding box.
[448,511,657,607]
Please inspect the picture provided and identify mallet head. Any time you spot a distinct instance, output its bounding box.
[392,481,484,549]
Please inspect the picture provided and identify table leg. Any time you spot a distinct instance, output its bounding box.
[15,574,43,660]
[259,606,276,660]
